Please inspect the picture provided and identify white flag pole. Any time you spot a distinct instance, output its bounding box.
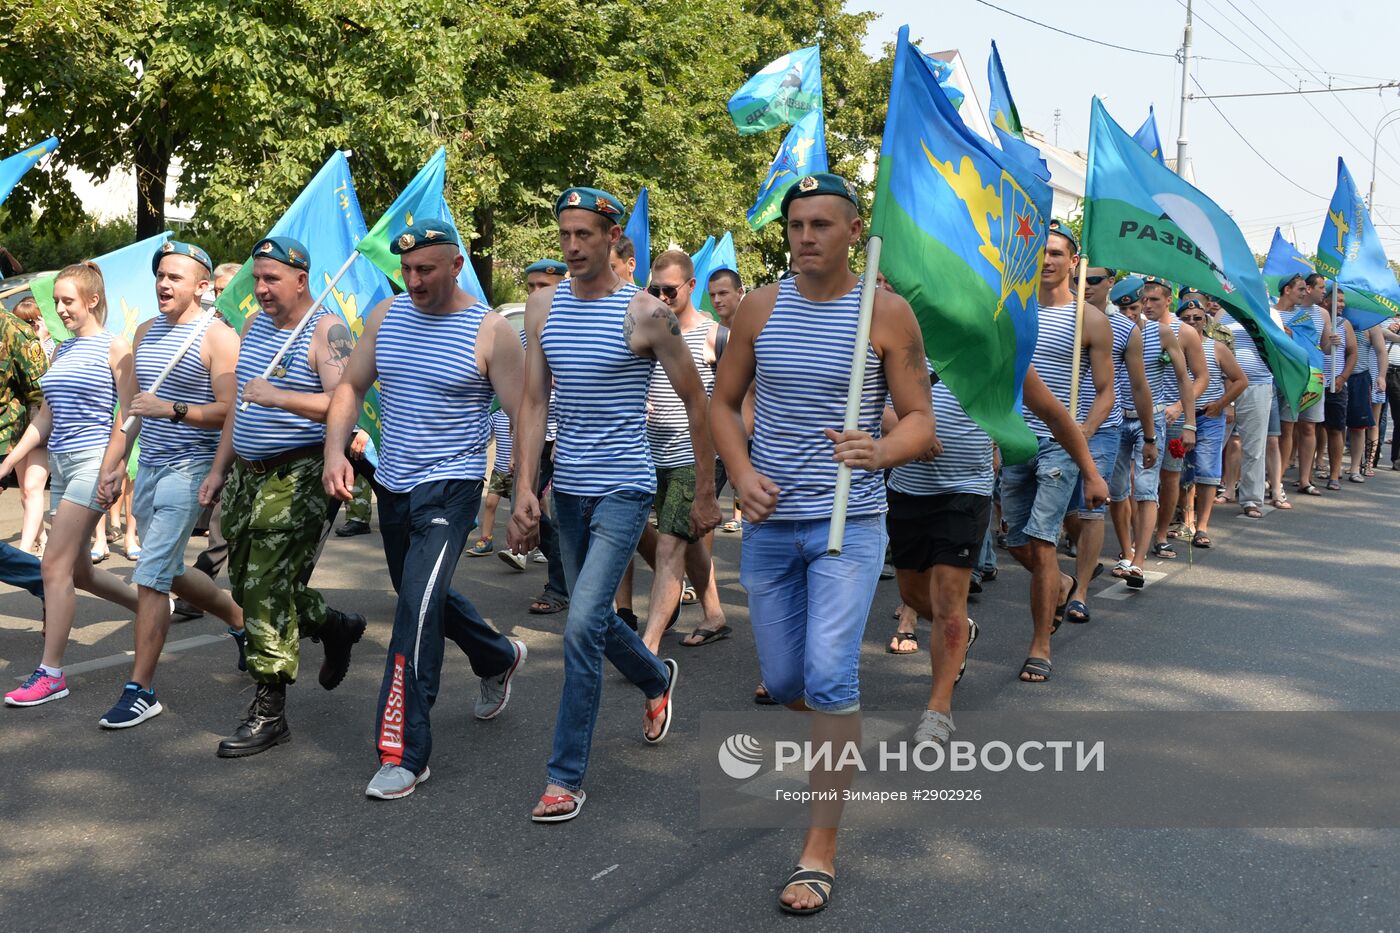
[121,309,217,434]
[826,235,884,556]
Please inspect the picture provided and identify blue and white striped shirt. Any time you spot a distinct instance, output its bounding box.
[888,380,994,497]
[1141,317,1169,406]
[1161,319,1184,406]
[1218,313,1273,387]
[135,314,221,467]
[542,279,656,495]
[42,332,117,453]
[1092,307,1134,431]
[647,318,714,469]
[752,276,887,520]
[1198,336,1225,406]
[232,310,327,460]
[374,294,494,493]
[489,409,512,474]
[1023,302,1085,438]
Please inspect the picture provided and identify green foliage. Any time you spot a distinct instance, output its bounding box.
[0,210,136,273]
[1,0,890,297]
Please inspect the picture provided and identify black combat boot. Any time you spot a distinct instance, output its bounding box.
[318,608,367,691]
[216,683,290,757]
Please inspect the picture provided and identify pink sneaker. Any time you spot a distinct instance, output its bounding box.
[5,669,69,707]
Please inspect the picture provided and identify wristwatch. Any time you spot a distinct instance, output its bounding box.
[170,401,188,423]
[1144,435,1157,444]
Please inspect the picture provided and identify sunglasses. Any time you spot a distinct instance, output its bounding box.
[1180,314,1206,323]
[1085,275,1109,286]
[646,284,681,300]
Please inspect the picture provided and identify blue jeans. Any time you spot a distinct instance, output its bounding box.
[1191,412,1227,486]
[0,541,43,600]
[1000,438,1081,548]
[548,490,669,793]
[739,515,886,712]
[1110,412,1167,503]
[132,459,213,592]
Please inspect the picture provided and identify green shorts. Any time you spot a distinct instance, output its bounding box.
[654,464,698,541]
[488,469,513,498]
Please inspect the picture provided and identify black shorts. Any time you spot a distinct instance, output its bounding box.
[1324,387,1349,431]
[886,490,992,571]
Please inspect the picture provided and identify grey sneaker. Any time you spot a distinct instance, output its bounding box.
[914,710,955,747]
[365,763,430,800]
[530,549,547,564]
[497,549,527,572]
[475,639,526,720]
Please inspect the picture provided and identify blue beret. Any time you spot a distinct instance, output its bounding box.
[1176,296,1207,314]
[780,172,860,218]
[153,240,213,275]
[1109,276,1145,306]
[524,259,567,276]
[251,236,310,270]
[1047,219,1078,254]
[389,219,460,255]
[554,187,626,225]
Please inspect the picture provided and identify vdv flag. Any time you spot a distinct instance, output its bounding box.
[871,26,1049,464]
[1132,107,1166,164]
[693,231,737,317]
[1261,229,1328,375]
[728,45,823,135]
[0,137,57,209]
[30,232,172,344]
[624,186,651,286]
[919,50,965,111]
[1081,97,1318,411]
[747,109,829,231]
[986,42,1050,183]
[357,147,487,303]
[1317,158,1400,330]
[689,235,716,296]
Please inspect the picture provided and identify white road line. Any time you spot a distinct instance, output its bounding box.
[591,864,620,881]
[14,634,226,679]
[1098,570,1169,600]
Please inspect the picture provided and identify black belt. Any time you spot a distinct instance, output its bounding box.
[237,443,322,475]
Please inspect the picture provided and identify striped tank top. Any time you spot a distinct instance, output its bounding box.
[1024,302,1086,437]
[41,332,117,453]
[646,318,715,469]
[518,329,558,442]
[1328,321,1347,383]
[888,380,994,497]
[232,309,327,460]
[1141,318,1170,406]
[374,294,494,493]
[1198,337,1225,406]
[752,276,887,520]
[1218,313,1272,386]
[542,278,656,496]
[1091,308,1134,431]
[489,409,512,473]
[135,314,220,467]
[1161,319,1184,405]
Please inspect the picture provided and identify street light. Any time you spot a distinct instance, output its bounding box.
[1368,107,1400,209]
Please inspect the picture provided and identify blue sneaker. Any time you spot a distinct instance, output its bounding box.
[98,682,163,729]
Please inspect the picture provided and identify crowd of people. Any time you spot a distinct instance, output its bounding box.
[1,172,1393,916]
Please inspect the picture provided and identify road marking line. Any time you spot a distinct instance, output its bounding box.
[591,864,620,881]
[14,634,226,679]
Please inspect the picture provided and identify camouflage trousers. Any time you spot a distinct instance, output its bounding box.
[224,453,334,684]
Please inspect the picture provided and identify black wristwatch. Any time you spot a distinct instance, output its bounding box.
[170,401,188,423]
[1144,435,1157,444]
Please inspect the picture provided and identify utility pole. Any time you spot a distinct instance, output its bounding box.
[1369,108,1400,209]
[1175,0,1194,179]
[1053,108,1062,147]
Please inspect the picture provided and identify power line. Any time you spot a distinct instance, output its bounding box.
[1190,75,1326,199]
[966,0,1177,58]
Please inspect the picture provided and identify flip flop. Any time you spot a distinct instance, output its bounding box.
[1019,656,1052,683]
[681,625,731,647]
[753,683,778,706]
[528,591,569,615]
[886,630,918,655]
[1052,573,1076,634]
[779,866,834,916]
[643,658,678,744]
[956,618,979,684]
[1126,565,1146,590]
[1151,542,1178,560]
[1065,599,1090,624]
[1241,506,1263,519]
[531,789,586,823]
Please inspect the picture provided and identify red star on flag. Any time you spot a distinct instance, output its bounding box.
[1014,213,1035,242]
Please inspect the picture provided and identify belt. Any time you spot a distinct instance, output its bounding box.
[1122,403,1167,420]
[236,443,322,475]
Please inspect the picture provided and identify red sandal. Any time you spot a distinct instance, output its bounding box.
[531,789,586,823]
[644,658,678,745]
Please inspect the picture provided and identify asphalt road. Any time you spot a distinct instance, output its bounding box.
[2,471,1398,931]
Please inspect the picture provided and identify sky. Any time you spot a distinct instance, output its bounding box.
[851,0,1400,256]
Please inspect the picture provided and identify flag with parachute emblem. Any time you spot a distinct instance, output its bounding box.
[871,26,1050,463]
[727,45,823,135]
[747,109,828,231]
[1316,157,1399,331]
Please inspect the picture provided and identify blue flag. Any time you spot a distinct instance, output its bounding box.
[689,236,716,289]
[0,137,57,209]
[30,231,171,344]
[986,42,1050,182]
[1132,107,1166,164]
[728,45,823,135]
[624,186,651,286]
[1262,229,1328,374]
[1316,157,1399,330]
[747,109,829,231]
[693,231,736,316]
[915,49,965,111]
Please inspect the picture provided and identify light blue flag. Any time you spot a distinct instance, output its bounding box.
[986,42,1050,182]
[1262,229,1328,373]
[917,49,965,111]
[747,109,829,231]
[728,45,823,135]
[0,137,58,208]
[689,236,716,291]
[693,232,736,316]
[624,186,651,286]
[1132,107,1166,164]
[1316,157,1399,330]
[30,231,170,344]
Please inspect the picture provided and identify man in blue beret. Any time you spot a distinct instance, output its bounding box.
[95,242,246,729]
[325,218,528,800]
[709,171,938,913]
[199,236,369,757]
[509,186,719,823]
[1146,277,1206,559]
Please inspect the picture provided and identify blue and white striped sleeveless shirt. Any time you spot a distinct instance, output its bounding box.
[542,278,656,495]
[232,310,327,460]
[1218,313,1273,386]
[888,380,994,497]
[752,276,887,520]
[1161,318,1185,405]
[647,318,715,469]
[374,294,494,493]
[135,315,220,467]
[518,329,559,442]
[1024,302,1085,438]
[489,409,512,473]
[42,332,117,453]
[1328,320,1347,384]
[1092,308,1134,430]
[1198,337,1225,406]
[1141,318,1169,406]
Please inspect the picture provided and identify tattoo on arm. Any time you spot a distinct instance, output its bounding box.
[651,305,682,336]
[904,336,930,385]
[326,323,353,373]
[622,308,636,347]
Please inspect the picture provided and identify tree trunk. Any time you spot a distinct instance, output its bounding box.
[133,122,170,241]
[471,204,494,304]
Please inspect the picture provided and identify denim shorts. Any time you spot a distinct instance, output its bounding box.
[1109,412,1166,503]
[739,514,886,713]
[1068,427,1119,518]
[131,459,213,592]
[1162,415,1186,472]
[1190,412,1227,486]
[49,446,106,514]
[1000,438,1080,548]
[1268,392,1281,436]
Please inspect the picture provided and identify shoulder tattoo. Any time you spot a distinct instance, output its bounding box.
[326,322,353,371]
[650,304,681,337]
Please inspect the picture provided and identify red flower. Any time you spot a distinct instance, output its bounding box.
[1168,438,1187,459]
